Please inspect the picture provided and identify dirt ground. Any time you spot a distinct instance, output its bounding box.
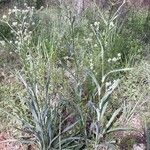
[0,132,24,150]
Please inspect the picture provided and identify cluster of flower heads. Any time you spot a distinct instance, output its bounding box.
[105,79,120,92]
[90,21,100,32]
[1,3,37,51]
[107,53,121,63]
[89,56,94,70]
[4,3,35,16]
[84,21,101,44]
[90,21,100,28]
[92,20,114,29]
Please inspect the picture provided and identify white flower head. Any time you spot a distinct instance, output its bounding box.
[12,6,18,13]
[27,7,30,10]
[8,9,12,12]
[12,22,18,26]
[90,63,94,70]
[24,3,27,6]
[105,41,108,46]
[107,58,111,63]
[105,81,112,87]
[94,44,98,48]
[90,58,93,62]
[112,57,117,62]
[18,42,21,46]
[12,9,15,13]
[29,31,32,35]
[23,16,27,20]
[15,40,18,44]
[85,38,92,43]
[40,6,44,9]
[31,22,35,26]
[113,79,120,85]
[18,24,22,27]
[18,30,22,34]
[89,33,93,37]
[2,15,7,19]
[90,24,93,27]
[24,36,28,41]
[117,53,121,57]
[90,65,93,70]
[110,21,114,27]
[0,41,5,46]
[8,9,12,15]
[11,30,14,34]
[22,9,29,13]
[94,22,100,26]
[17,9,21,12]
[24,29,27,33]
[24,22,29,26]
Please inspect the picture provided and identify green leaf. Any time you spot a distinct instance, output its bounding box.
[103,107,122,134]
[62,121,79,133]
[86,70,101,96]
[99,79,119,120]
[102,68,133,82]
[106,127,133,134]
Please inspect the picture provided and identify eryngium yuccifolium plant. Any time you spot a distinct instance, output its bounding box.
[82,68,132,149]
[14,71,84,150]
